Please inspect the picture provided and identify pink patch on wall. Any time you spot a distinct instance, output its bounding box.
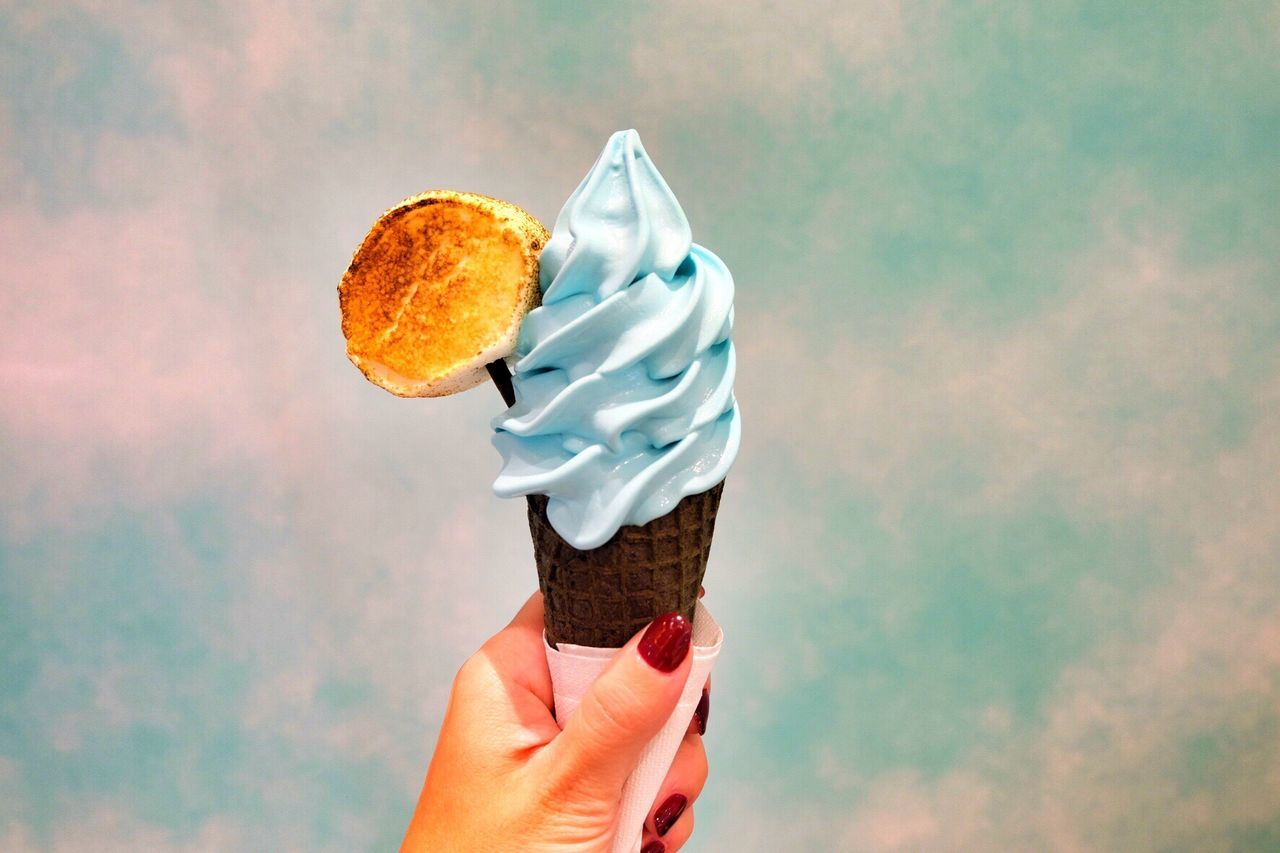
[0,205,292,537]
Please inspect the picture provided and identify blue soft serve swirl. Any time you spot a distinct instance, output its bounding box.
[492,129,740,549]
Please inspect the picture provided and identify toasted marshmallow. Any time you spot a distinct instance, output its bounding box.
[339,190,548,397]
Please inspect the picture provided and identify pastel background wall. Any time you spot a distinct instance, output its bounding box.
[3,2,1279,850]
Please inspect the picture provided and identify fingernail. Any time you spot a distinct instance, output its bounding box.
[694,685,709,735]
[638,613,692,673]
[641,841,665,853]
[654,793,688,836]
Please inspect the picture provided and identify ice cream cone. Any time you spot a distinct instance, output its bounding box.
[529,482,724,649]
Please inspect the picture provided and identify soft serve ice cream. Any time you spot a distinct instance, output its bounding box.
[492,129,740,549]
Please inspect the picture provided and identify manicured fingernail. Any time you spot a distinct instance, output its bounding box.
[641,841,665,853]
[638,613,692,673]
[654,793,688,836]
[694,685,710,735]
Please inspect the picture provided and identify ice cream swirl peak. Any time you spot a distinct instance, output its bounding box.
[492,129,740,550]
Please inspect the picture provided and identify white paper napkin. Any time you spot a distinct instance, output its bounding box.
[544,602,723,853]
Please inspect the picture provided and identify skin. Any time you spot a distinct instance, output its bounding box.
[403,592,708,852]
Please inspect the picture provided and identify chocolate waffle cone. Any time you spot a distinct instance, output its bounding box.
[529,482,725,648]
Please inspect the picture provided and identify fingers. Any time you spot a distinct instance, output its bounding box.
[540,612,694,798]
[648,730,707,838]
[658,684,709,851]
[649,804,694,852]
[689,679,710,736]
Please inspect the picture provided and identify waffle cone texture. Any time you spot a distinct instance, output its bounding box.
[529,482,725,648]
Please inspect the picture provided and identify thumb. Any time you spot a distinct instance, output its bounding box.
[544,613,694,799]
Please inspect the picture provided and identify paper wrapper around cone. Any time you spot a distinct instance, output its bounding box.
[528,482,725,649]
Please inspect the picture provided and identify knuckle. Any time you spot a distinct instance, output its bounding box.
[582,679,649,741]
[453,653,480,688]
[452,651,493,698]
[534,765,614,822]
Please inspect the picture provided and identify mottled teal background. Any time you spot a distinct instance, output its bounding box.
[3,2,1279,850]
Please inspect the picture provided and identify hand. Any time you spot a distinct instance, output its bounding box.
[403,592,709,852]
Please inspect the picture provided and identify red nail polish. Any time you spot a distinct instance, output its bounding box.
[694,685,709,735]
[653,793,688,836]
[641,841,665,853]
[638,613,692,673]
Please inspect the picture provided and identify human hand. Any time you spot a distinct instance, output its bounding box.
[403,592,709,852]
